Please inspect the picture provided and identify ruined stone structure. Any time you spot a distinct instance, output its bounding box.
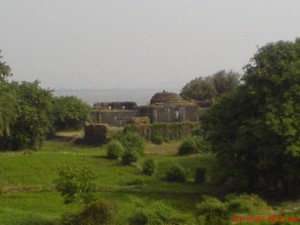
[92,101,137,127]
[138,91,199,123]
[83,123,109,145]
[91,91,199,126]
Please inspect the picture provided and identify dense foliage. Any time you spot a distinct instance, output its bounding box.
[0,51,91,150]
[127,198,196,225]
[124,122,198,141]
[0,83,17,137]
[180,70,240,101]
[151,132,163,145]
[197,194,271,225]
[165,164,188,183]
[119,131,145,156]
[141,158,156,176]
[0,81,54,150]
[61,201,117,225]
[178,136,200,155]
[0,52,16,137]
[202,38,300,195]
[106,140,125,159]
[0,50,12,81]
[52,96,91,130]
[55,165,96,204]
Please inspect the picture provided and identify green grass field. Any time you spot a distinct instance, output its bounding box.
[0,139,299,225]
[0,139,215,224]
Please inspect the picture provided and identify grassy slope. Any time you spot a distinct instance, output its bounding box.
[0,140,299,225]
[0,140,216,225]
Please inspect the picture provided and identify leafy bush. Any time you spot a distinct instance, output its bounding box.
[121,151,139,166]
[106,140,124,159]
[61,201,116,225]
[225,194,272,215]
[128,197,196,225]
[197,196,229,225]
[141,158,156,176]
[119,131,145,155]
[151,133,163,145]
[55,165,96,204]
[178,136,199,155]
[196,194,272,225]
[165,164,188,183]
[116,132,145,165]
[195,167,206,184]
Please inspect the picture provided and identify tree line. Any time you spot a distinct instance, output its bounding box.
[1,37,299,196]
[0,51,91,150]
[181,38,300,196]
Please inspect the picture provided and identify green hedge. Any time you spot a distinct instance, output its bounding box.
[124,122,199,141]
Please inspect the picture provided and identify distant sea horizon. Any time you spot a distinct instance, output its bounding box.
[53,88,180,106]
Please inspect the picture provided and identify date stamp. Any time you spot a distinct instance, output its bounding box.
[233,215,298,223]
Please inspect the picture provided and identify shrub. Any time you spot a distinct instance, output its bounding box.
[119,131,145,156]
[61,201,116,225]
[225,194,272,215]
[195,167,206,184]
[141,158,156,176]
[197,196,230,225]
[151,133,163,145]
[106,140,124,159]
[196,194,272,225]
[80,201,116,225]
[121,151,139,166]
[165,164,188,183]
[178,136,199,155]
[55,165,96,204]
[128,197,196,225]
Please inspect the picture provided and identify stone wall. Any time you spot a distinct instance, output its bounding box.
[93,101,137,110]
[83,123,108,145]
[125,122,198,141]
[137,105,199,123]
[91,110,137,127]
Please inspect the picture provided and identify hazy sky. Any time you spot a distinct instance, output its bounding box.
[1,0,300,90]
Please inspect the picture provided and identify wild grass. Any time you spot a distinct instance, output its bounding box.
[0,138,299,224]
[0,139,215,224]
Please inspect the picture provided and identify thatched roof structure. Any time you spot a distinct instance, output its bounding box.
[150,91,194,106]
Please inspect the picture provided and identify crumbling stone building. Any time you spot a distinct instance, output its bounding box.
[92,101,137,127]
[91,91,199,126]
[138,91,199,123]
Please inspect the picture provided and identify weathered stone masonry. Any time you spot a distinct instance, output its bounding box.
[91,91,200,126]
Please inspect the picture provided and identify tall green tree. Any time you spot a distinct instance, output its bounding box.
[180,70,240,102]
[52,95,91,130]
[0,80,54,150]
[0,83,17,137]
[0,50,12,81]
[0,51,16,137]
[202,38,300,195]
